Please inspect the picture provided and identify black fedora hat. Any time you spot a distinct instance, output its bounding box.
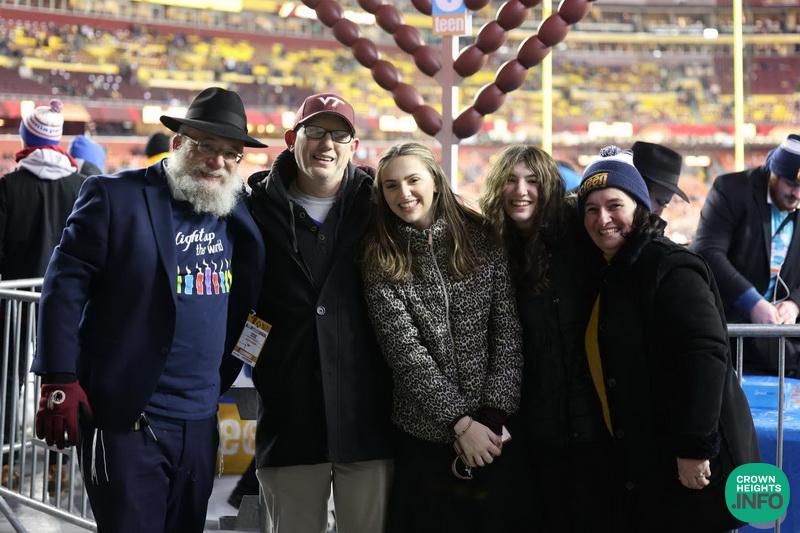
[632,141,687,202]
[160,87,267,148]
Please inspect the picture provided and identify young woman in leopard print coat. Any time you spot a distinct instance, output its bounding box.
[362,142,523,533]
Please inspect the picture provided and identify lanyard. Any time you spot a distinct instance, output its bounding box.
[773,210,796,239]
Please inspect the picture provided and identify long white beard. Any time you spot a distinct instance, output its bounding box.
[165,144,242,217]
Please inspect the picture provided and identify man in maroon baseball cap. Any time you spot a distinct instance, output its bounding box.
[246,94,394,532]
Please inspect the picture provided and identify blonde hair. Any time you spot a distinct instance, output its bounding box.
[479,145,565,293]
[363,142,485,282]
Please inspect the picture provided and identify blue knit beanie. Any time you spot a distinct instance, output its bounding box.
[68,135,106,172]
[557,162,581,192]
[577,146,652,212]
[20,99,64,147]
[766,134,800,182]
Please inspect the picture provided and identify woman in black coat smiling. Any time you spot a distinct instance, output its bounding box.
[479,145,610,532]
[576,147,759,532]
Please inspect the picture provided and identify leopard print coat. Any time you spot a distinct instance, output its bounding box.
[363,217,523,443]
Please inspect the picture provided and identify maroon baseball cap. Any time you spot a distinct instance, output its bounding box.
[293,93,355,133]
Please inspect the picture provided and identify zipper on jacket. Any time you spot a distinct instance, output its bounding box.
[286,198,316,284]
[427,229,454,347]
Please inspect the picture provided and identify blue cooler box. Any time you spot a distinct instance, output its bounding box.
[741,375,798,411]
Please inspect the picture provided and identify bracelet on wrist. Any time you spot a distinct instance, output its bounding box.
[454,416,473,439]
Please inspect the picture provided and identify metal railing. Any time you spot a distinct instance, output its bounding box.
[0,280,263,532]
[730,324,797,467]
[0,278,95,531]
[729,324,798,533]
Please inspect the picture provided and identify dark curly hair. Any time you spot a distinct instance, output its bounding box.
[478,145,566,293]
[627,204,667,241]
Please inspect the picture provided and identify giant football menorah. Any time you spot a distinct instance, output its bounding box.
[301,0,594,182]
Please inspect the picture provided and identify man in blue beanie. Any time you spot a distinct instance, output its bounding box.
[556,160,581,192]
[68,135,106,176]
[692,134,800,376]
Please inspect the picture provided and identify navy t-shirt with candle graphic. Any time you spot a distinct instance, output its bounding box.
[147,199,233,419]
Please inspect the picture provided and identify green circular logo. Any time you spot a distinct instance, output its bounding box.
[725,463,790,525]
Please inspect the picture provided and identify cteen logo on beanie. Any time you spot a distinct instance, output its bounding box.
[579,172,609,197]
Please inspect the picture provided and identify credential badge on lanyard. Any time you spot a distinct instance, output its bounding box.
[232,311,272,366]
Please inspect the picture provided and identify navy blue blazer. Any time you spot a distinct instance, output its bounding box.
[692,166,800,374]
[32,162,265,431]
[692,166,800,322]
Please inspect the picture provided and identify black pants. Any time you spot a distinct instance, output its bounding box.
[80,414,218,533]
[387,430,514,533]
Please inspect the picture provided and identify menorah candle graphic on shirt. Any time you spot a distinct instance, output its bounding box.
[225,259,233,291]
[195,264,204,295]
[203,260,212,295]
[177,266,182,293]
[184,266,193,295]
[211,260,221,295]
[218,261,227,294]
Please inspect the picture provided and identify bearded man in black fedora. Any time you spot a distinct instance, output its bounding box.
[632,141,688,217]
[32,87,266,532]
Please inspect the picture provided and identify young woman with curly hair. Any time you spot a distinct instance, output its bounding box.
[479,145,612,532]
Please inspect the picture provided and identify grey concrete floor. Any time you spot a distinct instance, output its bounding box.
[0,475,250,532]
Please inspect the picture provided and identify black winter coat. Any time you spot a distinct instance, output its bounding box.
[516,213,607,448]
[0,167,84,280]
[247,151,394,467]
[597,233,759,532]
[508,213,614,533]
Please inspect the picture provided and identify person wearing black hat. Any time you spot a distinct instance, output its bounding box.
[144,132,171,166]
[692,133,800,377]
[247,93,394,533]
[31,87,267,533]
[632,141,687,217]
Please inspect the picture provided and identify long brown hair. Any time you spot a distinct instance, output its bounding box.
[363,142,485,282]
[479,145,565,293]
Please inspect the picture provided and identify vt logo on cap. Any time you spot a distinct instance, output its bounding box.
[318,96,346,108]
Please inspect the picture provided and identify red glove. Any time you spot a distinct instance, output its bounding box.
[35,382,93,449]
